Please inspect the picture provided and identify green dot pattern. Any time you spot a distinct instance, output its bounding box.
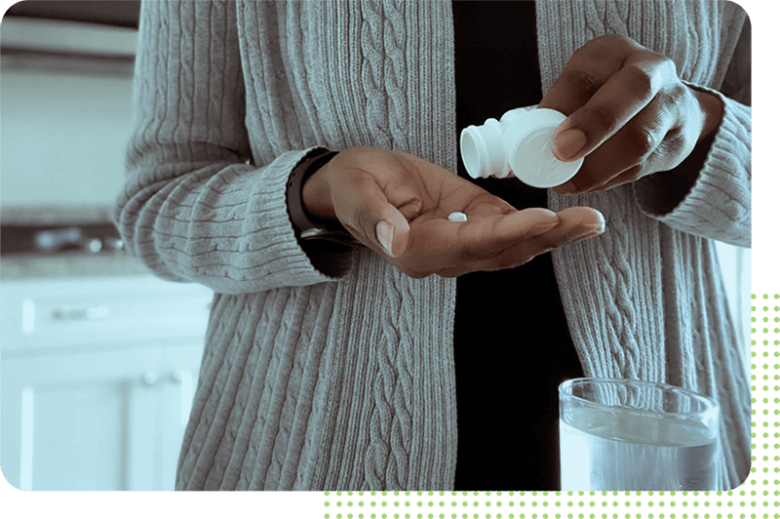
[322,295,779,519]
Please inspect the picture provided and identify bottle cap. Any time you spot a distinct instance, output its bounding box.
[503,108,584,188]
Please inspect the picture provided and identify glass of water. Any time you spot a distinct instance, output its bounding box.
[558,378,720,491]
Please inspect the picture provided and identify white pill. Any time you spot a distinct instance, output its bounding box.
[448,212,468,222]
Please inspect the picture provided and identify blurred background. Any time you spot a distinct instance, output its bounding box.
[2,0,138,212]
[0,0,751,492]
[1,1,213,492]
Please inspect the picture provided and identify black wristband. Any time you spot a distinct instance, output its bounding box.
[286,149,359,246]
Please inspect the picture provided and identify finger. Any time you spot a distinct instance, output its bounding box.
[582,164,645,193]
[582,130,681,194]
[553,95,677,194]
[394,205,561,276]
[406,209,559,271]
[334,172,411,258]
[458,206,604,267]
[454,208,561,254]
[538,35,638,117]
[454,206,558,233]
[551,52,677,162]
[482,206,602,248]
[444,206,605,275]
[557,205,606,227]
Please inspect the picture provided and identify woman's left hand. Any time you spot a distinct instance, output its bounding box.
[537,34,724,195]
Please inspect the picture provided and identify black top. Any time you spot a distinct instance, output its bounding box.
[452,0,585,490]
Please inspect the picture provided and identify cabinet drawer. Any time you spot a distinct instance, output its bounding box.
[1,276,213,351]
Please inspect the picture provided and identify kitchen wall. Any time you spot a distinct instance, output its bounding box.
[1,12,138,215]
[1,64,134,210]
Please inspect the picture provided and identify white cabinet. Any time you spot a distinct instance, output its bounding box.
[1,275,213,491]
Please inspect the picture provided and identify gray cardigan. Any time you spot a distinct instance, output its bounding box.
[114,0,751,490]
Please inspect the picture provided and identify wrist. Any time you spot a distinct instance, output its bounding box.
[302,162,337,220]
[690,86,724,144]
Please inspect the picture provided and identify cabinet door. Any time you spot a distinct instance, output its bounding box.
[132,344,204,491]
[1,343,202,491]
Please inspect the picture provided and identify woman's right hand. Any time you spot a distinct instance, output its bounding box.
[303,146,605,278]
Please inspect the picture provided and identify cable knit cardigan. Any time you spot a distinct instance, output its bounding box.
[113,0,752,490]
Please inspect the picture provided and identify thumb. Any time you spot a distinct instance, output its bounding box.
[373,179,423,257]
[375,214,410,258]
[337,176,411,258]
[369,200,411,258]
[375,182,422,258]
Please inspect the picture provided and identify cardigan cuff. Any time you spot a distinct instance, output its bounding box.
[633,85,751,247]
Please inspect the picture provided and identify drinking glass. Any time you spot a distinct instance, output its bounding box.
[558,378,720,491]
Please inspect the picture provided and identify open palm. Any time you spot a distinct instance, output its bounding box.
[307,146,605,278]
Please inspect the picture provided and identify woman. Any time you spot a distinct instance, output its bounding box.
[114,0,751,490]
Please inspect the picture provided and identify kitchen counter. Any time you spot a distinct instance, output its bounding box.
[1,205,115,226]
[1,204,154,279]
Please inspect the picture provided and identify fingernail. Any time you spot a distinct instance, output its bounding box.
[570,224,605,243]
[553,128,587,161]
[376,220,394,257]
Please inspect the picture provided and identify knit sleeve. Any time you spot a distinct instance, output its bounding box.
[633,18,753,248]
[112,1,352,294]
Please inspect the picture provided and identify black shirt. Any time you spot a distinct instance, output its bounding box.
[452,0,585,490]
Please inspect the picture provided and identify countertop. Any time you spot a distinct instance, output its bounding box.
[1,204,153,280]
[1,204,115,226]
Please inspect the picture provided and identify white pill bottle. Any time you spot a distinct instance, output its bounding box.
[460,106,584,188]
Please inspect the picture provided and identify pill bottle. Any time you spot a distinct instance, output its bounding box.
[460,105,584,188]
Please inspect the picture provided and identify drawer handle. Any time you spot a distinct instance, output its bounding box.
[50,306,110,321]
[141,372,184,386]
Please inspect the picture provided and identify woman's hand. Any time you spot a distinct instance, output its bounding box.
[303,146,604,278]
[537,34,724,195]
